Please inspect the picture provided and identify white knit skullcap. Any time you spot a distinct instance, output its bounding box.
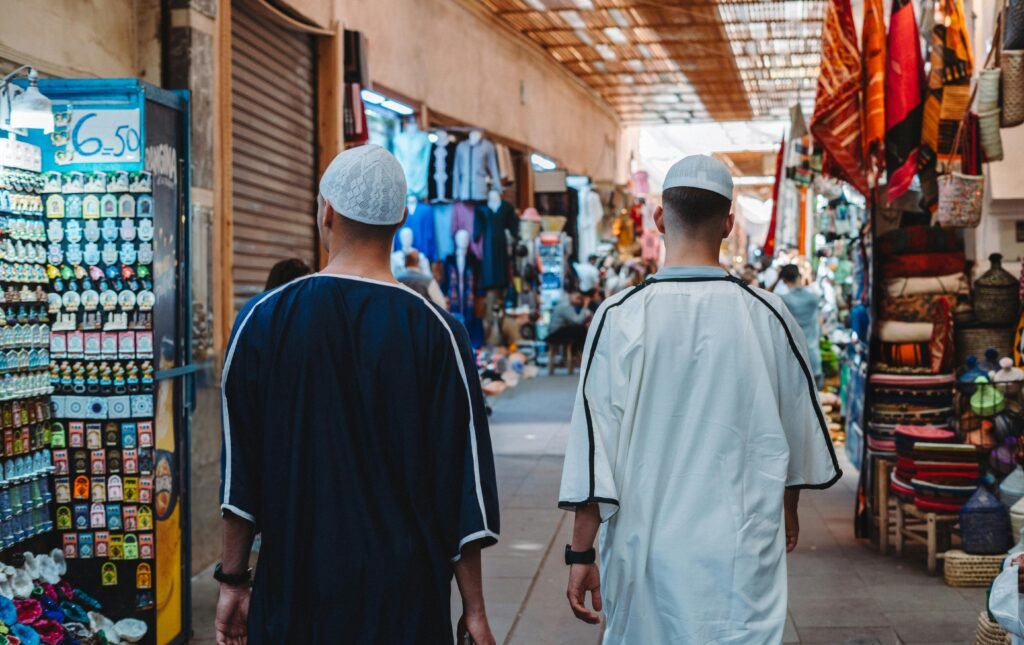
[663,154,734,200]
[319,144,407,226]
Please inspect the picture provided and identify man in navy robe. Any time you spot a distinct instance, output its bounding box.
[215,144,500,644]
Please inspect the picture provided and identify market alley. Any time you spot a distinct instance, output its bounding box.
[192,374,989,644]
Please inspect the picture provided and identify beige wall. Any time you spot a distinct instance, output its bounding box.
[0,0,160,82]
[336,0,620,181]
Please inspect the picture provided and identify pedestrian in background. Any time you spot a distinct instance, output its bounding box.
[264,258,311,290]
[779,263,825,390]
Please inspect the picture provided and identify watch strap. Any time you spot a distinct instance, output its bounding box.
[564,545,596,565]
[213,563,252,587]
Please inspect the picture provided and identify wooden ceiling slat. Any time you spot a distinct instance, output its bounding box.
[484,0,825,124]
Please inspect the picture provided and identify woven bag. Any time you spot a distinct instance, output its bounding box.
[979,32,1003,162]
[1001,50,1024,127]
[936,172,985,228]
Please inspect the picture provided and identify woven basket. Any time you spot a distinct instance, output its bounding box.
[979,108,1004,163]
[976,610,1013,645]
[936,172,984,228]
[956,326,1016,366]
[945,549,1005,586]
[1001,50,1024,128]
[976,254,1022,327]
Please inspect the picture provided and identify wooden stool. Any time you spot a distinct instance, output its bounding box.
[547,343,575,376]
[894,501,960,574]
[875,459,894,555]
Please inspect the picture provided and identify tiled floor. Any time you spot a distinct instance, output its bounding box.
[191,374,988,644]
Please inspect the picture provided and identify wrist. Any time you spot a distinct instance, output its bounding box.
[564,544,597,565]
[214,563,252,588]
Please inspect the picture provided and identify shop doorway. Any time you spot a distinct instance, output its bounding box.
[230,1,318,312]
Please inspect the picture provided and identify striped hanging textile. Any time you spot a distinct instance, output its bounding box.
[862,0,886,185]
[919,0,975,212]
[810,0,869,196]
[885,0,927,203]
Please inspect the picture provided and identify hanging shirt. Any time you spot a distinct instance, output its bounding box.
[453,138,501,202]
[393,128,433,199]
[473,201,518,290]
[559,266,840,645]
[428,140,457,203]
[441,253,484,348]
[221,274,500,644]
[577,187,603,261]
[393,203,437,261]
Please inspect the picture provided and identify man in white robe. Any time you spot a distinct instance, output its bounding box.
[558,155,841,644]
[989,553,1024,644]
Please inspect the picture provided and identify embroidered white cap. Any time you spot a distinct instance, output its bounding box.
[662,154,734,200]
[319,144,408,226]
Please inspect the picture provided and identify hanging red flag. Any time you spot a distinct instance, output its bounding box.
[885,0,926,202]
[810,0,869,196]
[862,0,886,184]
[764,137,785,258]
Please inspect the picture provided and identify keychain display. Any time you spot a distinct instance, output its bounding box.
[47,169,157,615]
[0,165,57,550]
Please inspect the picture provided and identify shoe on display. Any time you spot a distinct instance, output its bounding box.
[48,550,66,577]
[34,558,59,586]
[10,570,32,599]
[88,611,119,644]
[114,618,147,643]
[20,554,38,581]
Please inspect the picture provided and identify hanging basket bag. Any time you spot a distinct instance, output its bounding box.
[1001,50,1024,128]
[980,12,1005,162]
[979,70,1003,161]
[936,172,985,228]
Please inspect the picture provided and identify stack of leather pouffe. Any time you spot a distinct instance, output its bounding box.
[891,423,980,511]
[872,226,969,508]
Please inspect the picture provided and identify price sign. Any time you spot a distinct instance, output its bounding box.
[68,109,142,164]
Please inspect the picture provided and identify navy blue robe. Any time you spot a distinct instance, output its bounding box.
[220,274,500,644]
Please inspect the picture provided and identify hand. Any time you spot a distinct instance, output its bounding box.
[785,505,800,553]
[567,563,602,624]
[215,584,250,645]
[457,612,496,645]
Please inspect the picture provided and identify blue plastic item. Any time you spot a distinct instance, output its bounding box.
[960,486,1012,554]
[11,623,40,645]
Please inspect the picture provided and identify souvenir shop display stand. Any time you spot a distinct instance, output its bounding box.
[0,78,193,644]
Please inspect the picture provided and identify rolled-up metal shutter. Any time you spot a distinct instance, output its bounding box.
[231,3,317,311]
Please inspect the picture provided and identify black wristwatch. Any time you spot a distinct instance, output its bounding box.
[213,563,252,587]
[564,545,596,565]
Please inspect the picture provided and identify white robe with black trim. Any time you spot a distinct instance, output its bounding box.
[559,266,840,644]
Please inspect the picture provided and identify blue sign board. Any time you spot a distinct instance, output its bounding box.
[32,79,147,172]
